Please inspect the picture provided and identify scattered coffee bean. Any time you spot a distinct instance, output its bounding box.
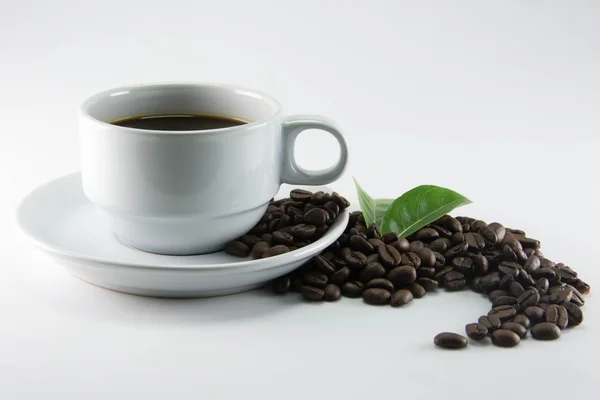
[530,322,561,340]
[408,283,427,298]
[517,288,540,309]
[365,278,394,292]
[465,323,488,341]
[416,248,436,268]
[488,289,509,302]
[394,238,410,252]
[492,329,521,347]
[444,271,467,291]
[350,235,375,254]
[225,241,250,257]
[251,241,271,259]
[488,305,517,321]
[329,267,351,285]
[452,257,473,275]
[479,315,501,331]
[512,314,531,329]
[416,278,439,292]
[500,322,527,338]
[363,288,391,305]
[429,238,450,253]
[492,296,519,308]
[262,245,290,258]
[546,304,568,329]
[524,306,546,323]
[387,266,417,287]
[378,245,402,268]
[401,252,421,268]
[272,276,291,294]
[323,284,341,301]
[509,282,525,297]
[434,332,468,349]
[301,286,324,301]
[563,302,583,326]
[341,281,364,298]
[390,289,414,307]
[409,240,425,252]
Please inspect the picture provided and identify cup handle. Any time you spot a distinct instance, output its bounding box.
[280,115,349,185]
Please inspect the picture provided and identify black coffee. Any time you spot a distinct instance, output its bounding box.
[111,114,247,131]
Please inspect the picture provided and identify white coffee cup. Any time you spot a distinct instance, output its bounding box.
[79,82,349,255]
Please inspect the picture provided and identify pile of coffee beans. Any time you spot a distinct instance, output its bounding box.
[224,189,350,260]
[226,188,591,350]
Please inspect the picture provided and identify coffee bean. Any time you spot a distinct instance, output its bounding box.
[367,224,382,240]
[498,261,522,278]
[471,276,483,293]
[303,208,329,226]
[239,234,263,248]
[380,232,397,244]
[523,255,541,274]
[225,241,250,257]
[251,241,271,259]
[444,271,467,291]
[464,232,486,252]
[524,306,545,323]
[430,224,453,239]
[323,284,341,301]
[499,245,517,262]
[540,295,551,305]
[313,255,336,275]
[501,236,523,253]
[532,268,557,282]
[365,278,395,292]
[365,253,380,264]
[290,189,312,202]
[563,302,583,326]
[433,252,446,269]
[341,281,364,298]
[479,225,498,247]
[359,262,386,282]
[480,273,501,293]
[531,322,561,340]
[573,279,591,294]
[329,267,351,285]
[518,270,536,288]
[273,231,295,246]
[492,329,521,347]
[415,228,439,242]
[417,267,436,278]
[499,274,515,290]
[416,278,439,292]
[465,323,488,341]
[324,201,340,216]
[553,265,578,284]
[434,332,468,349]
[260,233,273,245]
[451,232,465,245]
[332,192,350,209]
[301,286,324,301]
[500,322,527,338]
[368,238,385,249]
[363,288,391,305]
[519,237,540,249]
[489,305,517,321]
[272,276,291,294]
[479,315,502,331]
[286,206,304,219]
[445,243,468,259]
[442,217,462,233]
[488,289,510,302]
[434,266,453,283]
[394,238,410,252]
[342,248,368,269]
[276,215,292,230]
[470,220,487,232]
[387,266,417,287]
[517,288,540,309]
[349,235,375,255]
[509,281,526,297]
[452,257,473,275]
[512,314,531,329]
[462,224,470,232]
[378,245,402,268]
[416,248,436,268]
[409,240,425,252]
[304,272,328,288]
[546,304,568,329]
[310,191,328,205]
[540,258,556,269]
[567,285,586,307]
[428,238,450,253]
[549,288,573,305]
[492,296,519,308]
[472,254,489,276]
[391,289,414,307]
[408,283,427,298]
[400,252,421,268]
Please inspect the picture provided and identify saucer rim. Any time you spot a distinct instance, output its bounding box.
[16,172,349,272]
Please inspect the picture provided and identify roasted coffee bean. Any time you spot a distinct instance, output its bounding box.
[290,189,312,202]
[479,315,502,331]
[324,201,340,216]
[303,203,316,212]
[462,224,470,232]
[367,224,382,240]
[272,276,291,294]
[303,208,329,226]
[378,245,402,268]
[363,288,391,305]
[464,232,486,252]
[251,241,271,259]
[273,231,295,246]
[519,237,540,249]
[501,236,523,252]
[304,272,328,288]
[500,322,527,338]
[366,253,380,264]
[563,302,584,326]
[225,241,250,257]
[465,323,488,341]
[342,249,368,269]
[532,268,556,281]
[499,245,517,262]
[452,257,473,275]
[479,225,498,247]
[332,192,350,209]
[359,262,386,282]
[416,248,436,268]
[263,245,292,258]
[310,191,328,205]
[329,266,351,285]
[290,224,316,239]
[498,261,522,278]
[524,306,546,323]
[368,238,385,249]
[428,238,451,253]
[313,255,336,275]
[444,271,467,291]
[434,266,453,283]
[390,289,414,307]
[348,228,360,236]
[276,215,292,230]
[250,222,269,235]
[492,296,519,308]
[239,234,263,248]
[286,206,304,219]
[540,258,556,269]
[514,248,529,263]
[409,240,425,252]
[573,279,591,294]
[471,276,483,293]
[381,232,398,243]
[293,214,304,225]
[349,235,375,255]
[517,288,540,309]
[540,295,551,304]
[531,322,561,340]
[430,224,453,238]
[472,254,489,276]
[434,332,468,349]
[509,281,526,297]
[387,266,417,287]
[480,273,501,293]
[301,286,324,301]
[260,233,273,245]
[546,304,568,329]
[400,252,421,268]
[433,252,446,269]
[408,283,427,298]
[259,213,273,224]
[567,285,586,307]
[486,222,506,242]
[341,281,364,298]
[417,267,436,279]
[445,243,468,259]
[470,220,487,232]
[442,217,462,233]
[323,284,341,301]
[490,329,520,348]
[365,278,395,292]
[550,288,573,305]
[512,314,531,329]
[553,265,578,284]
[331,256,347,269]
[415,228,439,242]
[488,289,510,302]
[499,274,515,290]
[518,270,536,288]
[412,278,437,293]
[451,232,465,245]
[524,248,536,257]
[489,305,517,321]
[393,238,410,253]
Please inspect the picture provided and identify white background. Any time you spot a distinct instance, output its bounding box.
[2,0,599,398]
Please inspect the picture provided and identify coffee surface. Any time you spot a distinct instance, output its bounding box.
[111,114,247,131]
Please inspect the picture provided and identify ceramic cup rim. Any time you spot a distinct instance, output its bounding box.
[78,81,283,136]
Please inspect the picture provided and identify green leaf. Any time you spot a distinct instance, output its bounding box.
[352,177,394,228]
[380,185,472,237]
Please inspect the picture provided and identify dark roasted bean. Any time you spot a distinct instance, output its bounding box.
[382,232,398,243]
[549,288,573,305]
[433,252,446,269]
[393,238,410,253]
[479,225,498,247]
[464,232,486,252]
[430,224,453,238]
[499,274,515,291]
[323,284,341,301]
[500,322,527,338]
[479,315,501,331]
[471,276,483,293]
[290,224,316,239]
[470,220,487,232]
[390,289,414,307]
[546,304,568,329]
[465,323,488,341]
[313,255,336,275]
[444,271,467,291]
[378,245,402,268]
[310,191,328,205]
[524,306,546,323]
[349,235,375,254]
[303,272,328,288]
[416,248,436,268]
[488,289,510,302]
[512,314,531,329]
[452,257,473,275]
[332,192,350,209]
[499,245,517,262]
[510,281,526,297]
[363,288,391,305]
[359,262,386,283]
[451,232,465,245]
[445,243,468,259]
[563,302,584,326]
[303,208,329,226]
[417,267,436,279]
[290,189,312,202]
[365,253,380,264]
[518,270,536,288]
[273,231,295,246]
[341,281,364,298]
[365,278,395,292]
[251,241,271,259]
[524,255,541,274]
[367,224,382,240]
[428,238,451,253]
[532,268,556,281]
[368,238,385,249]
[498,261,522,278]
[493,296,519,308]
[444,217,463,233]
[480,273,501,293]
[488,305,517,321]
[492,329,521,347]
[408,283,427,298]
[487,222,506,242]
[573,279,591,294]
[301,286,324,301]
[567,285,586,307]
[415,228,439,242]
[517,288,540,309]
[408,240,425,252]
[387,266,417,287]
[342,249,368,269]
[239,234,263,248]
[462,224,470,232]
[324,201,340,216]
[416,277,439,292]
[531,322,561,340]
[540,258,556,269]
[434,332,468,349]
[400,252,421,268]
[329,267,351,285]
[434,266,453,283]
[519,237,540,249]
[225,241,250,257]
[272,276,291,294]
[472,254,489,276]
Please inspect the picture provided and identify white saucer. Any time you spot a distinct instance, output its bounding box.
[16,173,349,298]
